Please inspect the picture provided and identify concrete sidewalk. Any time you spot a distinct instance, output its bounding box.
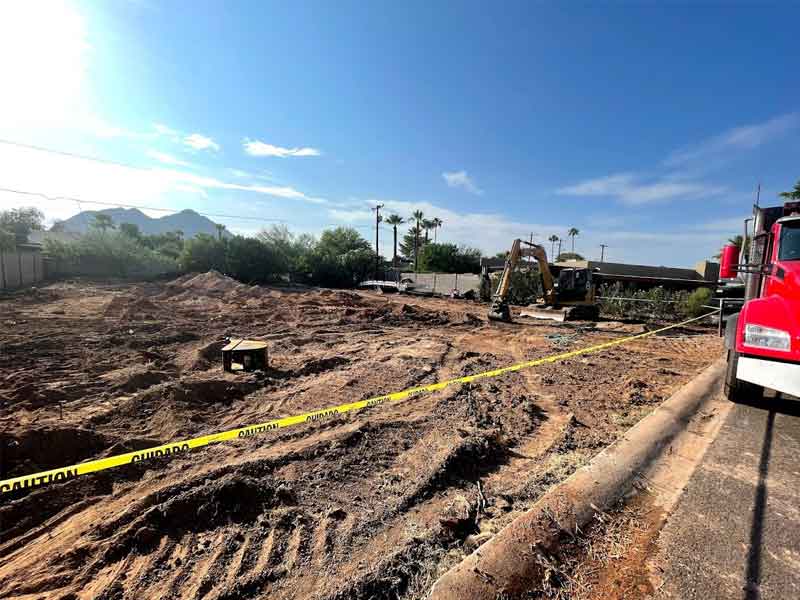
[654,395,800,600]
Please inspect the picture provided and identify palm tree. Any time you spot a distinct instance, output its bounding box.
[432,217,443,242]
[548,235,559,258]
[385,214,404,267]
[422,219,435,243]
[412,210,424,271]
[567,227,580,253]
[779,179,800,201]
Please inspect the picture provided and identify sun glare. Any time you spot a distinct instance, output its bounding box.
[0,0,89,129]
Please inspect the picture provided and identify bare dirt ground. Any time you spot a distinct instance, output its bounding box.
[0,272,722,600]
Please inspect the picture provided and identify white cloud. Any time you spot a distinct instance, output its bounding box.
[665,112,800,167]
[557,173,726,205]
[0,143,326,225]
[243,138,321,158]
[184,133,220,152]
[442,170,482,195]
[153,123,179,136]
[146,150,192,167]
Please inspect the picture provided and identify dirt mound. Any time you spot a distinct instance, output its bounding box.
[3,427,112,477]
[180,271,244,293]
[105,474,283,559]
[102,366,173,393]
[177,339,228,372]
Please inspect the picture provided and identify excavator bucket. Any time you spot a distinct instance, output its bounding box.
[518,304,600,322]
[487,302,512,322]
[517,306,568,322]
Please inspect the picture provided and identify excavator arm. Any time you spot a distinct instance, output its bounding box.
[488,239,556,321]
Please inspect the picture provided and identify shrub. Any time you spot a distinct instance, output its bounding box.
[599,283,692,321]
[180,234,227,273]
[225,236,285,283]
[682,287,713,318]
[45,231,178,278]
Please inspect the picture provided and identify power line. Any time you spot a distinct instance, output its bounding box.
[0,138,155,172]
[0,186,288,224]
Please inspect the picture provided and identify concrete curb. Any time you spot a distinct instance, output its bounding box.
[429,358,726,600]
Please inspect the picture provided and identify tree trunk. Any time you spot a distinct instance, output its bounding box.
[393,226,398,267]
[414,226,419,272]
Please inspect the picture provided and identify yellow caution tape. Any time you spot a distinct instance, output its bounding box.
[0,311,719,495]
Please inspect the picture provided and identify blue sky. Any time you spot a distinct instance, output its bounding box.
[0,1,798,266]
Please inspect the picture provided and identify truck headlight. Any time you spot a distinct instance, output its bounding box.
[744,324,791,351]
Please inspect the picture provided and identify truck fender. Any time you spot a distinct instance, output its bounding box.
[724,312,739,350]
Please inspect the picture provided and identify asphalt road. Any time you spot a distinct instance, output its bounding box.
[655,393,800,600]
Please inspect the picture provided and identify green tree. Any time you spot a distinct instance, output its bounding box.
[399,225,425,261]
[0,229,15,251]
[309,227,375,287]
[714,234,749,260]
[422,218,435,243]
[142,231,185,259]
[257,224,315,280]
[384,214,405,267]
[567,227,579,253]
[118,222,142,241]
[225,236,285,283]
[418,243,482,273]
[180,234,227,272]
[432,217,443,242]
[91,213,115,232]
[548,235,559,258]
[779,179,800,201]
[215,223,226,241]
[0,207,44,243]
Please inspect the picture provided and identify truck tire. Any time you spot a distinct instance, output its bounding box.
[724,349,763,403]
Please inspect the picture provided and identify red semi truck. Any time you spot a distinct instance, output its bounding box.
[724,200,800,401]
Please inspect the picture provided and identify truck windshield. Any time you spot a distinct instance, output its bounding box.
[779,222,800,261]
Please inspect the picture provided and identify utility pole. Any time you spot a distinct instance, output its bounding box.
[600,244,608,263]
[372,203,384,279]
[528,232,535,266]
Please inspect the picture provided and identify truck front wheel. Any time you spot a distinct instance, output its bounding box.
[724,349,764,403]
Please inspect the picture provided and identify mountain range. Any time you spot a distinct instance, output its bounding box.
[57,208,229,239]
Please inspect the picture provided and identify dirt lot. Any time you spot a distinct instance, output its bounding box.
[0,272,722,600]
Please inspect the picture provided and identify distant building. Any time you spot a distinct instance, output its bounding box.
[480,256,719,290]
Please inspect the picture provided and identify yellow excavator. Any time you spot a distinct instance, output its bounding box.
[487,239,600,322]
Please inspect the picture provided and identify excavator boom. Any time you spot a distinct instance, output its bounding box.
[487,238,599,322]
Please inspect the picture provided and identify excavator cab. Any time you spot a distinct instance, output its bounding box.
[488,239,599,322]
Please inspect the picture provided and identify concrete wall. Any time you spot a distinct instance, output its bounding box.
[401,272,481,295]
[0,245,44,290]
